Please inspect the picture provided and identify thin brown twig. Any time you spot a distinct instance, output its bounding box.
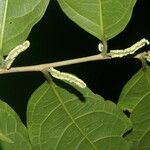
[0,54,110,74]
[0,51,148,75]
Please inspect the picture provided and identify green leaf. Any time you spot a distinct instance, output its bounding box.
[57,0,136,41]
[118,68,150,112]
[0,133,13,144]
[0,100,32,150]
[27,80,131,150]
[0,0,49,56]
[118,67,150,149]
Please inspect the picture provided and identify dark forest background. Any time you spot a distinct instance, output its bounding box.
[0,0,149,123]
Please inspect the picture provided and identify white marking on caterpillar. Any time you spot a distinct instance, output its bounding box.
[4,41,30,69]
[109,38,150,58]
[49,67,86,88]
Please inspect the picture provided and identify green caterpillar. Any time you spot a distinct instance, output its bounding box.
[109,38,149,58]
[49,67,86,88]
[4,41,30,69]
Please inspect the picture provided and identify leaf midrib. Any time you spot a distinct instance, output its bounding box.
[0,0,8,55]
[145,70,150,88]
[51,83,98,150]
[99,0,105,41]
[61,0,100,38]
[0,132,13,143]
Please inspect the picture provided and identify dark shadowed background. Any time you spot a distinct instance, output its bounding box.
[0,0,149,124]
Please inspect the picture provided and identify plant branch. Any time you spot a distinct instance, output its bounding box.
[0,51,149,75]
[0,54,111,74]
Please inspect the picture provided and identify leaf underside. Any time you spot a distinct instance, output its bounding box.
[0,133,13,144]
[27,80,131,150]
[0,100,32,150]
[0,0,49,56]
[118,67,150,150]
[57,0,137,41]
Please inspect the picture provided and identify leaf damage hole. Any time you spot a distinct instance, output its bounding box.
[123,128,133,138]
[123,109,131,118]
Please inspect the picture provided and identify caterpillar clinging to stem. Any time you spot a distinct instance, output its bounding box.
[48,67,86,88]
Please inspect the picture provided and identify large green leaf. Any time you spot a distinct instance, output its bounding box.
[118,67,150,149]
[0,0,49,56]
[27,80,131,150]
[118,68,150,112]
[0,100,32,150]
[0,133,13,144]
[57,0,137,41]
